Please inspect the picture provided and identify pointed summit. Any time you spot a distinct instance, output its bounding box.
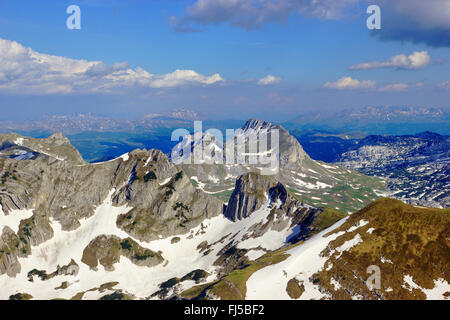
[242,119,274,132]
[240,119,309,170]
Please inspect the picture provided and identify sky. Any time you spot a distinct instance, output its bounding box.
[0,0,449,121]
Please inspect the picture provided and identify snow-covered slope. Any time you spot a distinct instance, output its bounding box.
[246,217,349,300]
[0,183,327,300]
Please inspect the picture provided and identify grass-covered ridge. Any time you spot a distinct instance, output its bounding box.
[314,199,450,300]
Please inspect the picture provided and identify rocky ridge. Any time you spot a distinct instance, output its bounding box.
[179,119,386,213]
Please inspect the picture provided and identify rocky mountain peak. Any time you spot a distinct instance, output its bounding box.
[239,119,310,170]
[242,119,274,132]
[47,132,71,146]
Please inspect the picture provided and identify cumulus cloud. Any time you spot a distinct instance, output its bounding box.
[257,75,281,85]
[323,77,376,90]
[349,51,433,71]
[0,38,224,95]
[170,0,359,31]
[370,0,450,47]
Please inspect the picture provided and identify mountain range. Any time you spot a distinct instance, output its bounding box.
[287,106,450,135]
[0,120,448,300]
[179,119,386,214]
[0,109,204,135]
[1,106,449,136]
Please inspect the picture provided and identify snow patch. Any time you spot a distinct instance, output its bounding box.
[0,208,34,234]
[246,217,349,300]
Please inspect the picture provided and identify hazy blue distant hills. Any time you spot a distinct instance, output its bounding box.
[0,110,206,136]
[285,106,450,135]
[1,106,449,136]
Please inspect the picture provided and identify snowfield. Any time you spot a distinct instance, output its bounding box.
[0,207,34,234]
[246,217,348,300]
[0,191,305,300]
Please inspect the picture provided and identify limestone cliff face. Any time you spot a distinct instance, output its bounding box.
[0,227,22,277]
[224,173,275,221]
[224,172,320,230]
[81,235,164,271]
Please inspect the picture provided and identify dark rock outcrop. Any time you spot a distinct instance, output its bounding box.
[224,173,275,221]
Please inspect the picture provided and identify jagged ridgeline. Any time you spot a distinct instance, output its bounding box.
[0,133,220,276]
[179,119,386,213]
[0,125,448,300]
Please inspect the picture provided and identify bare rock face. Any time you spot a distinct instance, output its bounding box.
[46,132,71,146]
[0,132,85,165]
[178,119,385,213]
[27,259,79,282]
[224,172,318,224]
[224,172,276,221]
[212,172,326,276]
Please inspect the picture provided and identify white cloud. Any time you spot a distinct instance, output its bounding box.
[349,51,433,70]
[257,75,281,85]
[323,77,376,90]
[439,81,450,90]
[0,38,224,95]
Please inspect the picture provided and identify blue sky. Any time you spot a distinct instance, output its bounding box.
[0,0,449,121]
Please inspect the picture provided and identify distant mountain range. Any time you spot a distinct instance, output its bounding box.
[0,109,205,135]
[1,106,449,136]
[286,106,450,135]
